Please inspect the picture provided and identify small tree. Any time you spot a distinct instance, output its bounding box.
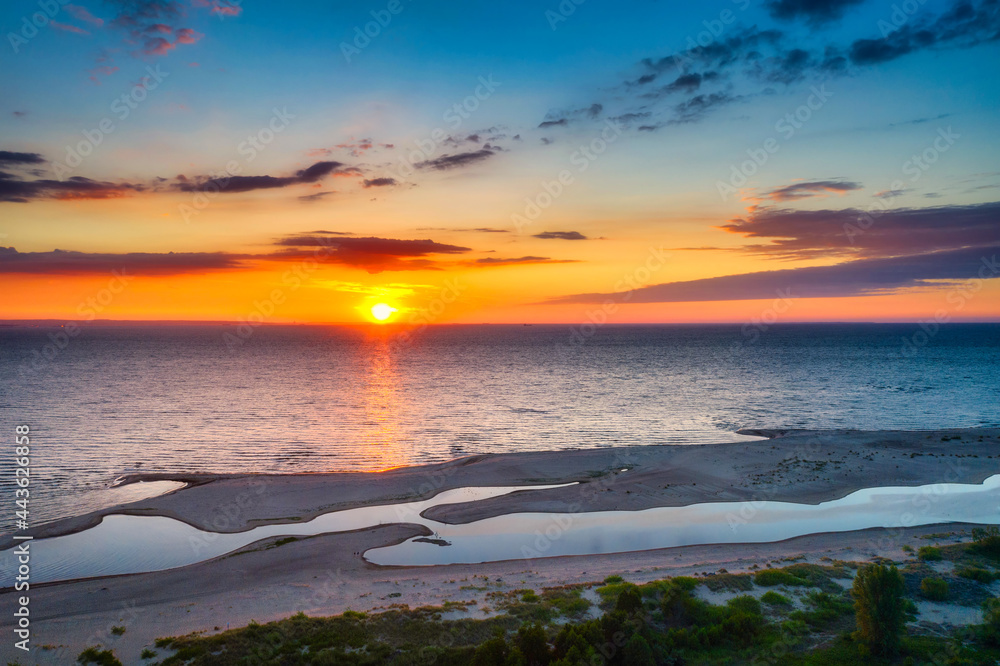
[852,563,907,656]
[615,585,644,616]
[515,623,551,666]
[621,634,655,666]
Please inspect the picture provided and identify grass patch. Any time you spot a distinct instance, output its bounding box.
[917,546,943,561]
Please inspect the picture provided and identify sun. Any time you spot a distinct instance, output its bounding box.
[371,303,397,322]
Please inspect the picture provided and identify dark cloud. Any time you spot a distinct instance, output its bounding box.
[719,201,1000,260]
[533,231,588,240]
[474,256,576,266]
[538,118,568,129]
[296,161,346,182]
[0,175,144,203]
[0,151,45,166]
[849,0,1000,65]
[415,149,496,171]
[362,177,397,188]
[761,179,863,202]
[767,0,866,25]
[0,232,475,276]
[0,247,244,275]
[670,91,743,124]
[175,161,355,194]
[298,192,335,202]
[275,235,470,256]
[547,245,1000,304]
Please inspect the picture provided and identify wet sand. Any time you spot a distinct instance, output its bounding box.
[1,427,997,663]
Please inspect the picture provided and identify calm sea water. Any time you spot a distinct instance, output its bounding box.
[0,323,998,527]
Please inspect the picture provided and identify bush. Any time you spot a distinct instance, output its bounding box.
[140,649,155,660]
[920,577,949,601]
[956,566,995,583]
[972,527,1000,559]
[754,569,806,587]
[981,598,1000,646]
[77,647,123,666]
[917,546,943,561]
[761,591,792,607]
[851,563,907,657]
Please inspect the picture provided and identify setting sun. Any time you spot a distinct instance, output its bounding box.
[371,303,397,322]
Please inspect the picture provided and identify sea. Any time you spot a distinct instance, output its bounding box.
[0,323,997,529]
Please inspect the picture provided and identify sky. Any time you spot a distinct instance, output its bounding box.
[1,0,999,324]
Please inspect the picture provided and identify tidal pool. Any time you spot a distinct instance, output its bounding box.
[2,477,998,585]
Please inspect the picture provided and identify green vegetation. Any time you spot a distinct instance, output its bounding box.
[851,563,906,657]
[919,576,949,601]
[110,626,125,636]
[76,647,123,666]
[140,649,156,660]
[152,561,1000,665]
[761,591,792,607]
[957,566,996,583]
[971,527,1000,559]
[917,545,943,561]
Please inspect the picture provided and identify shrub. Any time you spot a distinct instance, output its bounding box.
[761,591,792,607]
[110,626,125,636]
[76,647,123,666]
[981,598,1000,646]
[920,577,949,601]
[140,649,155,660]
[603,575,624,584]
[917,546,943,561]
[754,569,805,587]
[972,527,1000,559]
[851,563,907,657]
[956,566,995,583]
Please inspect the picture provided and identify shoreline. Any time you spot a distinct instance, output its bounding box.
[8,427,998,547]
[1,427,997,662]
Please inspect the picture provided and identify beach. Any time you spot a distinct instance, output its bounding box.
[2,427,998,662]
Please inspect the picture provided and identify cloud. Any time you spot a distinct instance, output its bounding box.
[547,245,1000,304]
[0,247,244,275]
[0,151,45,166]
[362,177,397,188]
[759,179,863,202]
[474,256,577,266]
[174,161,354,195]
[0,233,477,276]
[718,201,1000,260]
[415,149,496,171]
[849,0,1000,65]
[0,174,143,203]
[766,0,866,25]
[670,91,744,125]
[50,21,90,35]
[538,118,568,129]
[275,235,470,255]
[65,5,104,27]
[298,192,334,202]
[533,231,588,240]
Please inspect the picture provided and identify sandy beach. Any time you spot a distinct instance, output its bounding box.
[2,427,998,663]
